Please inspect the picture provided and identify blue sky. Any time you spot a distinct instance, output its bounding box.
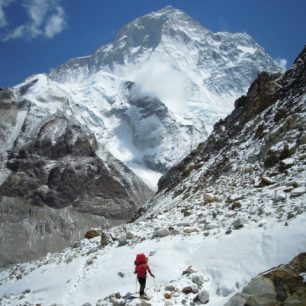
[0,0,305,87]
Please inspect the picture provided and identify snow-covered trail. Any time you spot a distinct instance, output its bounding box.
[1,212,306,306]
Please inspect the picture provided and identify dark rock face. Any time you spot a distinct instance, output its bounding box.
[158,46,306,194]
[0,114,150,218]
[0,93,153,267]
[225,252,306,306]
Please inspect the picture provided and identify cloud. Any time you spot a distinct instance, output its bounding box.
[0,0,15,28]
[0,7,6,28]
[275,58,288,70]
[119,55,189,114]
[44,6,66,38]
[1,0,66,41]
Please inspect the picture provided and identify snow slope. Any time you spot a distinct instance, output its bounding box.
[8,6,282,188]
[0,211,305,306]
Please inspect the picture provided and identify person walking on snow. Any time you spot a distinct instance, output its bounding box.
[134,253,155,298]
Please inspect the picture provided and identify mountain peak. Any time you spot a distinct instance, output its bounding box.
[111,6,211,54]
[151,5,187,18]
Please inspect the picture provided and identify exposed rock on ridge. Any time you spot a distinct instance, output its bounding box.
[225,252,306,306]
[157,46,306,194]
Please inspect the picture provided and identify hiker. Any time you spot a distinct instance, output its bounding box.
[134,253,155,298]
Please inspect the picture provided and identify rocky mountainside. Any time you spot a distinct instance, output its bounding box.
[0,46,304,306]
[152,45,306,210]
[0,88,152,268]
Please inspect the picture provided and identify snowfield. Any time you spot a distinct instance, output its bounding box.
[0,211,305,306]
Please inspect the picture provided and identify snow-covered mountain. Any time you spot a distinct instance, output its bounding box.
[0,45,305,306]
[15,5,281,187]
[0,6,283,267]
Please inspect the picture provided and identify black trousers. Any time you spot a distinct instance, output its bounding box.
[137,277,146,296]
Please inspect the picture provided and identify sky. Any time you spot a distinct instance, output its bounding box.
[0,0,305,87]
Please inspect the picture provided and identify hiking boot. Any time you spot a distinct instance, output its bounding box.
[140,294,150,300]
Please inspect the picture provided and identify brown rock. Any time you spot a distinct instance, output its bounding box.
[85,229,101,239]
[182,286,193,294]
[182,266,197,276]
[230,201,242,210]
[225,252,306,306]
[204,193,217,203]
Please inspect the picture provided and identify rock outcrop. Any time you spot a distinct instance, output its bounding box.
[225,252,306,306]
[0,90,153,267]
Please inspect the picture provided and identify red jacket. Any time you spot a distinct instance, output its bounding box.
[134,263,153,279]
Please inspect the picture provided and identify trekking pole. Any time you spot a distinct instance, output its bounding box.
[153,277,159,292]
[135,277,138,293]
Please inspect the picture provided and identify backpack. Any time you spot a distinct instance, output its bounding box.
[135,253,146,265]
[135,263,147,278]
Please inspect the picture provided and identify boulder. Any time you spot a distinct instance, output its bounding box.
[300,133,306,145]
[164,291,172,299]
[192,274,204,286]
[224,294,247,306]
[286,180,301,188]
[183,209,192,217]
[300,153,306,160]
[191,284,199,293]
[242,276,276,304]
[291,187,306,197]
[182,266,197,275]
[194,290,210,304]
[100,231,110,247]
[71,241,81,248]
[226,194,244,203]
[280,157,294,170]
[85,229,101,239]
[230,201,242,210]
[182,286,193,294]
[86,256,96,265]
[225,228,232,235]
[204,193,217,203]
[117,236,127,247]
[232,218,244,229]
[183,227,199,234]
[261,176,275,185]
[273,190,286,202]
[126,232,135,240]
[152,229,170,238]
[165,285,177,292]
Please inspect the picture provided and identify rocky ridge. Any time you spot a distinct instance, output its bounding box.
[151,45,306,215]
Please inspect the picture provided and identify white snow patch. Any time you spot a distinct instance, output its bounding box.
[1,212,306,306]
